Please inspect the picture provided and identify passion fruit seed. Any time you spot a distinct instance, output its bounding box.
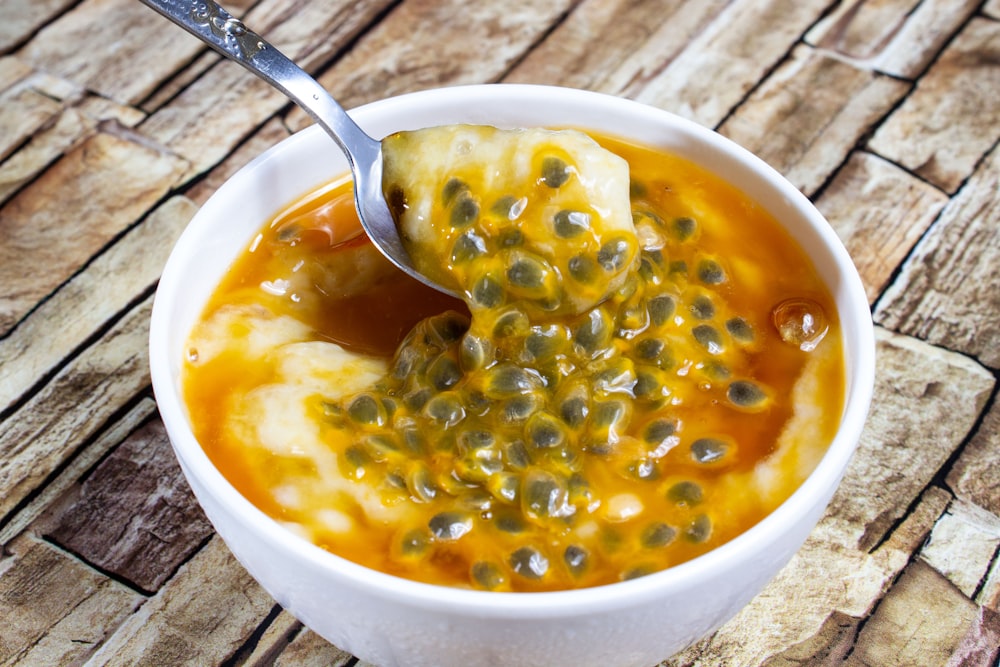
[691,437,730,464]
[429,511,473,541]
[451,231,487,264]
[567,254,600,284]
[541,156,570,188]
[559,395,589,428]
[667,480,703,506]
[671,216,697,240]
[506,251,551,290]
[597,237,632,272]
[347,394,385,426]
[510,546,549,579]
[726,317,755,342]
[471,273,504,308]
[554,209,591,238]
[697,258,726,284]
[563,544,589,576]
[441,177,468,205]
[684,513,712,543]
[399,528,430,557]
[727,380,768,408]
[641,521,677,548]
[692,324,724,354]
[526,411,567,449]
[450,193,480,227]
[689,295,715,320]
[647,294,676,326]
[471,561,507,590]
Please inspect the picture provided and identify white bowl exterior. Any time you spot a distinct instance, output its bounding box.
[150,85,875,667]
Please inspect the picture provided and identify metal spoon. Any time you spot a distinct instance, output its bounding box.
[138,0,457,297]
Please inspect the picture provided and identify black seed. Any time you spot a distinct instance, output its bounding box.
[488,363,540,396]
[574,309,611,354]
[697,258,726,284]
[554,210,591,238]
[471,274,504,308]
[502,394,539,423]
[691,437,729,463]
[728,380,768,408]
[459,429,496,451]
[592,400,627,430]
[450,194,479,227]
[630,180,648,198]
[428,312,469,345]
[506,253,549,290]
[471,561,506,590]
[692,324,724,353]
[510,546,549,579]
[635,338,665,361]
[647,295,675,326]
[399,528,429,557]
[667,480,703,506]
[459,334,491,372]
[523,471,566,518]
[621,564,656,580]
[524,325,563,360]
[689,295,715,319]
[568,254,600,284]
[404,387,431,411]
[442,177,468,205]
[633,369,663,399]
[423,394,465,427]
[451,231,487,264]
[494,510,527,533]
[526,412,566,449]
[493,308,530,339]
[560,395,589,429]
[498,226,524,246]
[726,317,755,342]
[505,440,531,469]
[685,514,712,543]
[540,156,570,188]
[429,512,473,541]
[407,466,438,502]
[347,394,383,425]
[672,216,697,240]
[491,195,524,220]
[641,522,677,548]
[563,545,589,576]
[669,260,688,276]
[643,418,677,446]
[597,237,632,272]
[427,355,462,391]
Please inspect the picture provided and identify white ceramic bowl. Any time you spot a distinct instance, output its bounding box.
[150,84,875,667]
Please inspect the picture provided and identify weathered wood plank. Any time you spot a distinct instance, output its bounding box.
[718,46,909,196]
[874,145,1000,368]
[16,0,205,105]
[84,536,275,666]
[0,87,62,163]
[0,196,195,412]
[0,535,141,666]
[815,150,948,304]
[0,128,188,335]
[920,500,1000,599]
[44,419,214,593]
[844,561,982,666]
[273,627,355,666]
[827,328,993,552]
[805,0,981,79]
[867,17,1000,193]
[947,399,1000,518]
[0,298,153,519]
[140,0,394,177]
[235,611,302,667]
[503,0,728,95]
[0,0,77,54]
[619,0,834,127]
[184,118,292,206]
[0,399,156,548]
[286,0,576,131]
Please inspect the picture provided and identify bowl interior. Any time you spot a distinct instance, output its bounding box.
[150,84,874,614]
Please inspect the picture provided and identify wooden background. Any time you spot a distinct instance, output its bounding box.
[1,0,999,664]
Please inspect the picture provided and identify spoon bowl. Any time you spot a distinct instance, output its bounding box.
[138,0,456,297]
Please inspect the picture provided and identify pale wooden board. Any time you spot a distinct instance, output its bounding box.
[0,298,153,518]
[875,145,1000,368]
[0,196,196,412]
[16,0,206,105]
[947,399,1000,518]
[0,129,187,335]
[139,0,396,177]
[867,17,1000,193]
[816,151,948,304]
[805,0,982,78]
[504,0,729,95]
[718,45,909,197]
[0,0,77,53]
[0,535,142,666]
[285,0,578,130]
[84,536,275,666]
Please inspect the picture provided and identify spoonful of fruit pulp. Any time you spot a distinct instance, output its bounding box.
[140,0,638,315]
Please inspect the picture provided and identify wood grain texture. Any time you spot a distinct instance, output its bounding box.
[805,0,981,78]
[719,46,908,196]
[874,145,1000,368]
[867,17,1000,193]
[947,400,1000,518]
[0,0,77,53]
[45,419,214,593]
[0,129,187,335]
[816,151,948,303]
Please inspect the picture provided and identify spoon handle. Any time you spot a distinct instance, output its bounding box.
[136,0,380,166]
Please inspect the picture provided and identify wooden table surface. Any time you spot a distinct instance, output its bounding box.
[2,0,999,665]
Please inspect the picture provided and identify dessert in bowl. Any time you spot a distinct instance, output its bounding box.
[149,84,874,667]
